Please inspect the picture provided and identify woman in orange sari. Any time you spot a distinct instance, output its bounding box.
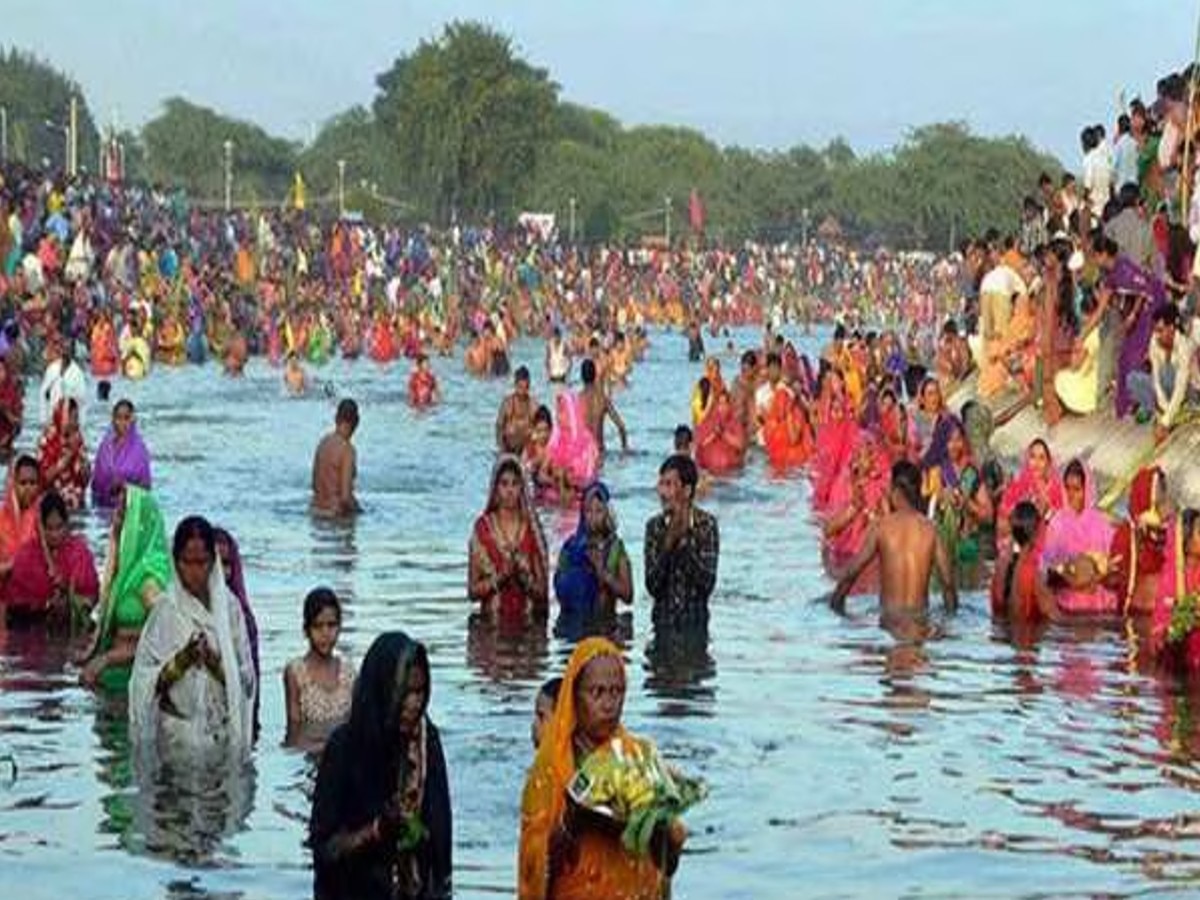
[519,638,686,900]
[762,386,813,470]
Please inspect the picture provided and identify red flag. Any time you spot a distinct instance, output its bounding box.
[688,188,705,235]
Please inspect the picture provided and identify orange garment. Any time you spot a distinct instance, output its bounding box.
[234,246,254,286]
[763,388,812,469]
[519,638,665,900]
[0,472,38,569]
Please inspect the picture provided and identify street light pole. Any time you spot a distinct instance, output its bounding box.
[68,95,78,177]
[223,139,233,212]
[665,196,672,247]
[337,158,346,218]
[0,106,6,166]
[568,196,576,244]
[802,206,810,247]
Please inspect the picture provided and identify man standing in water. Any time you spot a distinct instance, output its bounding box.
[580,358,628,454]
[311,399,360,518]
[644,454,719,625]
[830,460,957,613]
[495,366,536,454]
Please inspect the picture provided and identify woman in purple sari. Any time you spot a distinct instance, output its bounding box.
[91,400,152,508]
[216,526,261,739]
[1098,238,1167,417]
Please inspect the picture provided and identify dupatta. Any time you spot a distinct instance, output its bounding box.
[999,441,1064,523]
[91,422,152,507]
[1041,462,1117,614]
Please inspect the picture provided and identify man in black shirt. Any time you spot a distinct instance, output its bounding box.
[644,455,719,625]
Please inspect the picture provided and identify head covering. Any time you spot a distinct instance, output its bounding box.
[520,638,633,899]
[999,440,1064,523]
[545,392,599,490]
[1041,461,1117,614]
[921,414,969,489]
[554,483,614,615]
[91,417,152,507]
[309,632,452,899]
[214,527,259,736]
[101,486,172,646]
[486,453,548,562]
[1129,465,1165,529]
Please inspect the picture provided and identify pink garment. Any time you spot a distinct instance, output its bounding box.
[546,391,599,491]
[999,442,1064,524]
[1040,464,1117,614]
[1152,518,1200,672]
[823,436,889,566]
[810,415,859,513]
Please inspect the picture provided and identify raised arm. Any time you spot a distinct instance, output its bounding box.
[830,524,879,611]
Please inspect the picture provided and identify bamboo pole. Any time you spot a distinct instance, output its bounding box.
[1179,1,1200,215]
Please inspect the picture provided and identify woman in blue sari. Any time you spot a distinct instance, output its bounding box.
[553,483,633,618]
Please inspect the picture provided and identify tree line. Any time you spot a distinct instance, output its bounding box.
[0,23,1061,249]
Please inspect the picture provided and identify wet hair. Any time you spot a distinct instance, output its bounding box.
[1004,501,1042,604]
[581,358,597,385]
[14,453,39,477]
[172,515,216,563]
[766,352,782,368]
[1063,458,1086,489]
[673,424,694,451]
[890,460,922,510]
[740,350,758,368]
[697,377,712,408]
[303,586,342,631]
[493,456,523,486]
[533,404,552,427]
[336,398,359,427]
[833,324,847,341]
[941,319,959,337]
[39,490,68,526]
[660,454,699,496]
[538,676,562,704]
[113,398,135,416]
[97,380,112,402]
[514,365,530,384]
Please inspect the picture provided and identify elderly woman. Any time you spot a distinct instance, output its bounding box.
[80,485,172,692]
[4,490,100,622]
[468,456,549,623]
[91,399,152,508]
[310,632,452,900]
[553,483,633,617]
[519,638,688,899]
[128,516,256,758]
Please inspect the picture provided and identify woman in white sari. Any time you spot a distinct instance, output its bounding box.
[129,515,256,762]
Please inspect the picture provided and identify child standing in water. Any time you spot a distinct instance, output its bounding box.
[531,676,562,749]
[284,587,356,749]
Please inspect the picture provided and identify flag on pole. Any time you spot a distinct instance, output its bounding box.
[292,171,306,211]
[688,188,705,235]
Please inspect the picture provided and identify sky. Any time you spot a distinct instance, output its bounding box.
[2,0,1197,164]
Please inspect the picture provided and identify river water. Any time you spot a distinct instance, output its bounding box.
[2,327,1200,899]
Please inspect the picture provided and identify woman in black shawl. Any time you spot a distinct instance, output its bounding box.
[310,632,452,899]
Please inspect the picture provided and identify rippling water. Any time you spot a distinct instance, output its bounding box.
[2,328,1200,899]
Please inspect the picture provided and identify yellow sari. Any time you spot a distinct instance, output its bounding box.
[518,638,665,900]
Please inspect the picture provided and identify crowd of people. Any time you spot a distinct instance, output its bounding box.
[2,55,1200,900]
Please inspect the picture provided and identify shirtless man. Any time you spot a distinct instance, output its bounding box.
[311,399,360,517]
[730,350,759,432]
[495,366,536,454]
[580,358,628,453]
[830,460,957,613]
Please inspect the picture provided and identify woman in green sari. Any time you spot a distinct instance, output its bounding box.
[79,485,172,692]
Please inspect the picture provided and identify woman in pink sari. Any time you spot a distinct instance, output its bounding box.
[1040,459,1117,615]
[822,434,890,571]
[545,391,599,493]
[1151,509,1200,673]
[695,387,747,474]
[4,490,99,622]
[998,439,1064,536]
[811,367,859,512]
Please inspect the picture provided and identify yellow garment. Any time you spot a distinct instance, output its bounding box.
[519,638,665,900]
[1055,328,1101,415]
[292,171,306,211]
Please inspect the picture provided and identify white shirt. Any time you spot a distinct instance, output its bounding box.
[1082,147,1114,218]
[39,359,88,427]
[1112,133,1139,190]
[1149,329,1197,428]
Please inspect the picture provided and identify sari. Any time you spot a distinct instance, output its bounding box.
[519,638,666,900]
[310,633,452,900]
[128,553,256,761]
[1040,464,1117,614]
[1106,257,1166,417]
[4,524,100,616]
[921,416,983,564]
[0,358,23,458]
[91,486,172,693]
[998,442,1064,525]
[553,483,629,616]
[1107,466,1168,615]
[469,456,550,622]
[0,471,38,571]
[545,393,599,491]
[1151,515,1200,672]
[762,387,811,470]
[91,422,152,508]
[215,528,260,738]
[822,435,890,569]
[38,399,90,510]
[695,394,747,474]
[810,391,859,513]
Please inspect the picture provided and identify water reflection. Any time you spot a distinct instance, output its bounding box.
[308,515,358,576]
[93,697,136,852]
[552,609,633,647]
[465,612,549,685]
[643,623,716,717]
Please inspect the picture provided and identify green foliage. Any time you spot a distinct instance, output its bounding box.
[373,21,559,220]
[141,97,299,202]
[0,47,99,171]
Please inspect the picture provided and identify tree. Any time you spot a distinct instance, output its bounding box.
[373,21,559,221]
[141,97,299,202]
[0,48,99,172]
[298,106,402,207]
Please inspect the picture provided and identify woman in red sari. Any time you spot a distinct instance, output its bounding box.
[1106,466,1171,616]
[4,490,99,623]
[0,354,23,461]
[762,385,813,471]
[997,438,1063,539]
[810,367,859,512]
[468,455,549,625]
[1150,508,1200,673]
[694,387,747,474]
[38,398,90,510]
